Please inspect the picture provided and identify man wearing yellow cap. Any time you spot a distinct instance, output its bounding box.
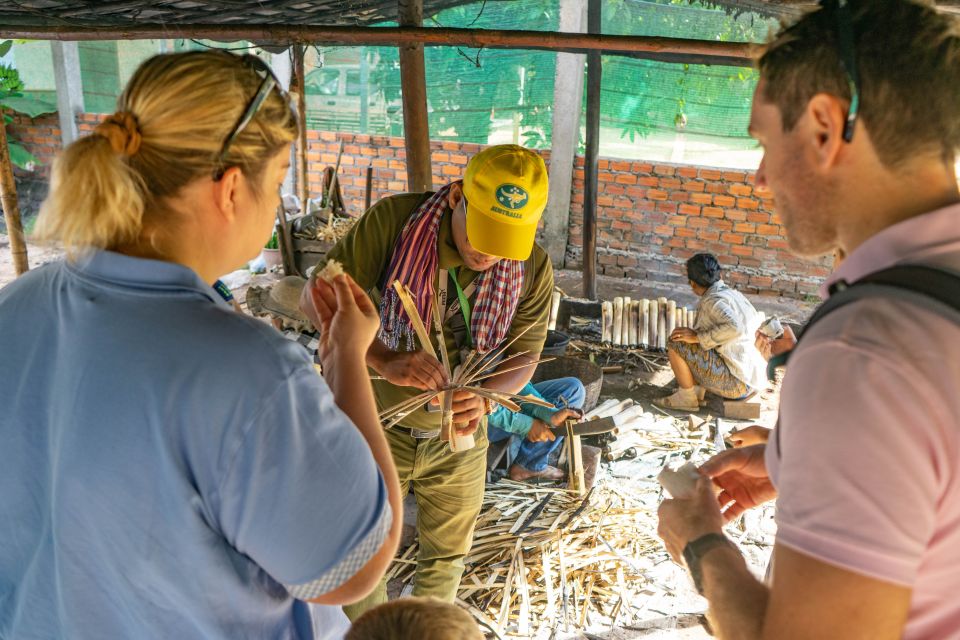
[319,144,554,612]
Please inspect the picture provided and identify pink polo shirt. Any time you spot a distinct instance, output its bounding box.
[767,203,960,639]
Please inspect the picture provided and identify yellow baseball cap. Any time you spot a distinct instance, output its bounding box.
[461,145,548,261]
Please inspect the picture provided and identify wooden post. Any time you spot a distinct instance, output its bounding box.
[0,118,28,276]
[581,0,601,300]
[398,0,432,193]
[291,45,309,210]
[543,0,586,268]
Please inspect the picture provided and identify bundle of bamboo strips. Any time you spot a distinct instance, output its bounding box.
[379,281,556,452]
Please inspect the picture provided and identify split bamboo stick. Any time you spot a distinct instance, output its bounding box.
[621,296,631,346]
[666,299,676,340]
[648,300,659,350]
[601,301,613,343]
[612,297,623,346]
[640,299,649,348]
[657,297,667,350]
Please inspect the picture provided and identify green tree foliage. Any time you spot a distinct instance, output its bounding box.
[1,40,57,170]
[320,0,774,146]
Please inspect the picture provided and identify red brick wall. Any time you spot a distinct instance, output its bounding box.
[566,159,831,298]
[8,112,829,299]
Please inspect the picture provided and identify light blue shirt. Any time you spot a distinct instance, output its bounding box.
[0,251,390,639]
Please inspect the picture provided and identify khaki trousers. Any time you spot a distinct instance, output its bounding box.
[343,423,488,619]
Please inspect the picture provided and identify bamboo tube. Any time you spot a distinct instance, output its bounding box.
[648,300,659,350]
[584,398,619,420]
[449,365,475,452]
[657,297,667,350]
[628,301,638,347]
[666,299,676,340]
[640,299,649,348]
[601,301,613,343]
[622,295,631,343]
[548,290,562,331]
[612,297,624,346]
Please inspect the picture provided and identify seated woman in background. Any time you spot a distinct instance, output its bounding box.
[0,51,400,639]
[655,253,767,412]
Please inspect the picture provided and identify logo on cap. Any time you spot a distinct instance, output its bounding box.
[495,184,529,211]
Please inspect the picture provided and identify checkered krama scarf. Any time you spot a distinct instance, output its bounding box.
[378,183,525,354]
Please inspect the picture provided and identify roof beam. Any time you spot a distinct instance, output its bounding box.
[0,25,756,66]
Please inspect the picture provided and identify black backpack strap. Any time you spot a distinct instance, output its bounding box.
[767,264,960,381]
[770,264,960,457]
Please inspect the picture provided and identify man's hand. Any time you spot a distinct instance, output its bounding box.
[430,389,485,436]
[729,425,772,448]
[373,350,449,391]
[549,408,582,427]
[526,419,556,443]
[755,330,774,361]
[700,445,777,521]
[657,475,725,563]
[670,327,699,344]
[300,274,379,362]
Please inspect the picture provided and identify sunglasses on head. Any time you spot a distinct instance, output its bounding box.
[213,54,292,180]
[823,0,860,143]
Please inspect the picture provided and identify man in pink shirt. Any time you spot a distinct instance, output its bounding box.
[657,1,960,638]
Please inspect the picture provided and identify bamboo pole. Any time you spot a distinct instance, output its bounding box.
[0,118,28,276]
[291,45,309,212]
[5,26,755,66]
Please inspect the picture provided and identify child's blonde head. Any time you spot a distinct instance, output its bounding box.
[346,597,483,640]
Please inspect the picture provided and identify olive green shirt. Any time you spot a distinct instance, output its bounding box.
[326,192,554,431]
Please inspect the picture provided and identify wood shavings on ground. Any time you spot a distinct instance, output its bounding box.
[569,340,669,374]
[388,412,776,639]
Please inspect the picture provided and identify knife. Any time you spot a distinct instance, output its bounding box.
[549,415,619,438]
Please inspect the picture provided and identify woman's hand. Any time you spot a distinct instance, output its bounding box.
[670,328,699,344]
[301,274,380,362]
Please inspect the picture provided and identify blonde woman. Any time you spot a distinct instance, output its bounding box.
[0,51,400,638]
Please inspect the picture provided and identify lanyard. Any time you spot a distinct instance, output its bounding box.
[437,267,475,348]
[448,268,473,348]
